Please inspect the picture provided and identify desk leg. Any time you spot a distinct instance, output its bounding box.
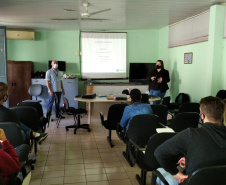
[87,102,91,125]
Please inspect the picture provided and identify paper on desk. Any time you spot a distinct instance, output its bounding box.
[156,128,175,133]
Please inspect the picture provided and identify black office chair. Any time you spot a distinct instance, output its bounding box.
[141,93,149,104]
[151,104,168,126]
[60,97,90,134]
[10,106,40,159]
[216,90,226,100]
[186,165,226,185]
[170,112,199,132]
[168,93,190,114]
[177,102,200,114]
[152,165,226,185]
[161,96,171,108]
[23,84,43,103]
[123,114,163,166]
[136,133,177,185]
[100,103,127,147]
[17,101,49,132]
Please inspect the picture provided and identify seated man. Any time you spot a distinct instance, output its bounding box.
[154,96,226,185]
[0,82,48,144]
[0,128,20,185]
[120,88,153,131]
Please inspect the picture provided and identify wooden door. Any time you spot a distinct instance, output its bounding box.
[8,61,32,107]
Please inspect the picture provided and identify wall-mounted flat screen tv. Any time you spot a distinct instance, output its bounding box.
[48,61,66,71]
[129,63,156,84]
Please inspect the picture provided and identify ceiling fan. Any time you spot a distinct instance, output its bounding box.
[52,2,111,21]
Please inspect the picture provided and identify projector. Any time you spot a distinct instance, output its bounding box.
[82,93,96,99]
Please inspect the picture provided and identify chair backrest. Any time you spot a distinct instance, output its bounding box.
[28,84,42,96]
[216,90,226,100]
[178,102,200,114]
[106,103,127,129]
[161,96,171,107]
[151,104,168,126]
[0,122,24,148]
[175,93,190,104]
[127,114,162,148]
[63,97,70,110]
[144,133,177,170]
[10,106,40,132]
[17,101,44,119]
[187,165,226,185]
[170,112,199,132]
[122,89,130,95]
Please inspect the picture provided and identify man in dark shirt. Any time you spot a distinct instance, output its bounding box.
[154,96,226,185]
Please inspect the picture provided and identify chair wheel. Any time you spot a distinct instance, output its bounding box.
[66,128,69,131]
[88,128,91,132]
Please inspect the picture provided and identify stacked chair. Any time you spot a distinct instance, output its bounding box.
[100,103,127,147]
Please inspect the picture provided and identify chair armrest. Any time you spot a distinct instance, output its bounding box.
[99,112,104,126]
[152,170,169,185]
[116,123,126,140]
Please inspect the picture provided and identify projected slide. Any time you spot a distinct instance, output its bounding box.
[81,32,127,79]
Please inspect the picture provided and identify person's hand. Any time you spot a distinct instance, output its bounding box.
[62,89,65,95]
[174,172,188,184]
[178,157,186,168]
[50,91,54,97]
[151,76,156,81]
[157,77,163,83]
[0,129,7,143]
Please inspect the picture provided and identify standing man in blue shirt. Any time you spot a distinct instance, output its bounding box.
[120,88,152,131]
[45,60,65,119]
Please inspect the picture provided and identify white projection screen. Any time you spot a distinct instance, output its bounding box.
[81,32,127,79]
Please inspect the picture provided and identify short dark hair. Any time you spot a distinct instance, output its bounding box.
[200,96,225,122]
[0,82,8,100]
[156,60,164,69]
[130,89,141,102]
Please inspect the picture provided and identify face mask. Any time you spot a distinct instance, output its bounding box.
[156,65,161,69]
[53,64,58,69]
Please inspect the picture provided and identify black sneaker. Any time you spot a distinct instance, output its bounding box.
[36,133,48,144]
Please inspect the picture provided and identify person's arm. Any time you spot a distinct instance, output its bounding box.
[154,129,189,175]
[120,107,129,128]
[0,129,20,175]
[45,71,54,97]
[61,80,65,95]
[46,80,54,97]
[162,70,170,83]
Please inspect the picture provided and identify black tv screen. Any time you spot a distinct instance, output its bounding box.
[129,63,156,84]
[48,61,66,71]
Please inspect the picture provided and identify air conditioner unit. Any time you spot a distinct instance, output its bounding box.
[6,30,35,40]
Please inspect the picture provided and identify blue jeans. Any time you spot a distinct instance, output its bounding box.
[47,92,62,117]
[156,168,179,185]
[150,90,166,105]
[20,123,31,141]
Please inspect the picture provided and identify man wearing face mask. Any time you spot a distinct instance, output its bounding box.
[148,60,170,104]
[46,60,65,119]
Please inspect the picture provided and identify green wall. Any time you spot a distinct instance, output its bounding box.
[6,5,226,103]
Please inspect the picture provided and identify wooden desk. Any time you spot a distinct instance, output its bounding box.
[74,96,160,125]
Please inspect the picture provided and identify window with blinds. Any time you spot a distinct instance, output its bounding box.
[169,11,210,48]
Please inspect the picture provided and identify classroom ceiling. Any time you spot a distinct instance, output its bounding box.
[0,0,226,31]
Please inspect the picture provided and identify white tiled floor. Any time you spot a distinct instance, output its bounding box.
[29,115,153,185]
